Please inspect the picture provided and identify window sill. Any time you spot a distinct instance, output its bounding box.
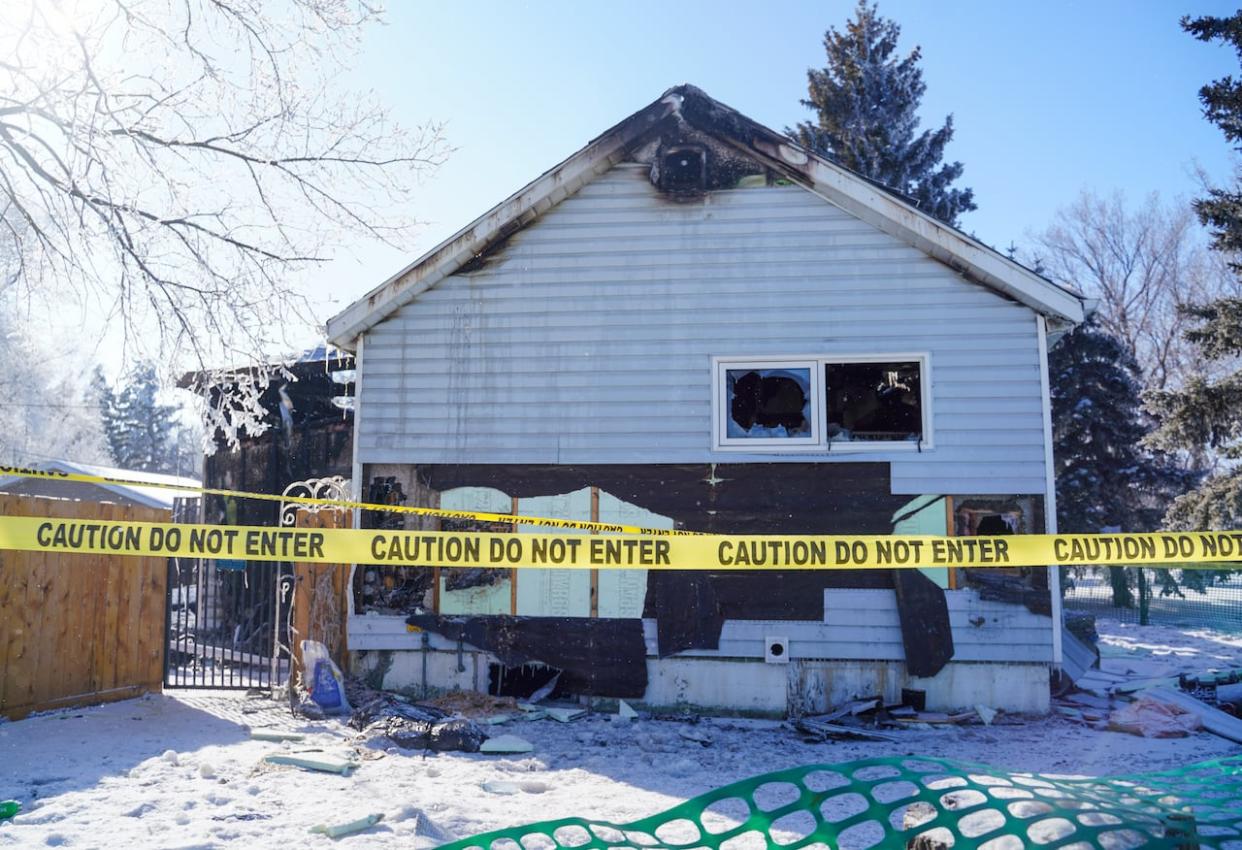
[711,441,932,454]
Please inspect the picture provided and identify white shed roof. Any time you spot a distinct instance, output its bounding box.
[0,459,200,510]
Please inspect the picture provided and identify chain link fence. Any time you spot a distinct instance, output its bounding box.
[1062,565,1242,631]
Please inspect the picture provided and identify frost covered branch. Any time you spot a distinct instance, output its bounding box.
[0,0,448,366]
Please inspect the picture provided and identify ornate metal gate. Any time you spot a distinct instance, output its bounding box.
[163,496,290,689]
[163,478,349,690]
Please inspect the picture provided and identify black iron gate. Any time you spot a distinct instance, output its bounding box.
[163,498,293,689]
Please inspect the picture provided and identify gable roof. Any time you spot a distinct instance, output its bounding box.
[326,85,1085,347]
[0,459,200,510]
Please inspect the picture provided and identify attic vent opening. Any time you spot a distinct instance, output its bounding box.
[659,146,706,193]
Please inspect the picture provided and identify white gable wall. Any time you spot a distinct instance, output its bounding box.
[358,163,1048,496]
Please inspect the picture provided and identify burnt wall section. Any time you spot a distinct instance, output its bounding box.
[196,357,354,527]
[351,465,1052,689]
[954,495,1051,616]
[406,614,648,697]
[418,463,911,656]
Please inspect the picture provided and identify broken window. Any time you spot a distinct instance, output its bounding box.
[714,355,929,450]
[721,363,815,444]
[825,361,923,443]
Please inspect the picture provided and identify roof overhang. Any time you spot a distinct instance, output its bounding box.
[326,86,1085,349]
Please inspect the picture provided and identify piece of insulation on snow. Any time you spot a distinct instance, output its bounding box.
[479,735,534,754]
[264,754,358,775]
[309,812,384,838]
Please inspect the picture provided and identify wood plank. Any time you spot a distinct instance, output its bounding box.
[0,496,16,711]
[944,495,957,590]
[81,509,105,695]
[590,486,599,619]
[113,502,141,694]
[24,497,55,710]
[134,505,166,689]
[97,504,124,692]
[510,496,518,616]
[48,528,82,700]
[2,503,35,714]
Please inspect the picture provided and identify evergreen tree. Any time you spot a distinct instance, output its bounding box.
[1051,321,1192,605]
[1146,13,1242,539]
[95,363,180,474]
[789,0,976,225]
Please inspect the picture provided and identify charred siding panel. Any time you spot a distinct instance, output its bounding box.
[359,164,1047,496]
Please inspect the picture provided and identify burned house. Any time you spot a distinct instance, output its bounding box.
[327,86,1086,714]
[184,345,356,527]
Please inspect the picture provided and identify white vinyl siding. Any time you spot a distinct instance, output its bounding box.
[358,163,1048,496]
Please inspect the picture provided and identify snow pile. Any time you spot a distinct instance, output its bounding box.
[1,621,1240,848]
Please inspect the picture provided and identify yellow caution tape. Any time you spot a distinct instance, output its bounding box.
[0,464,696,535]
[3,514,1242,570]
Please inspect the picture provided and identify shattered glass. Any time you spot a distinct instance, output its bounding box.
[825,362,922,443]
[726,368,812,439]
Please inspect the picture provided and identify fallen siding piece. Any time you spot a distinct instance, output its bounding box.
[893,569,955,678]
[249,730,306,742]
[617,700,638,720]
[1146,687,1242,744]
[1114,677,1179,695]
[544,706,587,723]
[1060,626,1097,685]
[264,754,359,775]
[310,813,384,839]
[480,735,534,754]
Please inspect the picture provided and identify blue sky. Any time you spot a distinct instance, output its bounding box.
[309,0,1242,320]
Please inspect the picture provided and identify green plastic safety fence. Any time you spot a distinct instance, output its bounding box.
[438,755,1242,850]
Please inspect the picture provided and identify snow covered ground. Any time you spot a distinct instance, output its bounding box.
[2,621,1240,849]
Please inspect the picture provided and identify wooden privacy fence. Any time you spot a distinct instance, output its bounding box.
[0,494,167,719]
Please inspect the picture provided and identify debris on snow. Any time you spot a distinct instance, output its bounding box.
[264,753,359,775]
[1146,687,1242,744]
[544,706,587,723]
[309,812,384,839]
[677,727,713,746]
[249,730,305,743]
[480,735,535,754]
[1108,696,1203,738]
[793,717,899,743]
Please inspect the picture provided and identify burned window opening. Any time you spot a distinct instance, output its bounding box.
[659,145,707,193]
[440,517,513,591]
[354,477,437,615]
[825,361,923,444]
[954,496,1051,616]
[726,367,812,439]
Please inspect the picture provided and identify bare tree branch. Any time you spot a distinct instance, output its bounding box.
[1034,191,1237,390]
[0,0,449,405]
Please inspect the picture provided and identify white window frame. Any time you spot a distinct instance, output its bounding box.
[711,353,933,453]
[712,357,821,450]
